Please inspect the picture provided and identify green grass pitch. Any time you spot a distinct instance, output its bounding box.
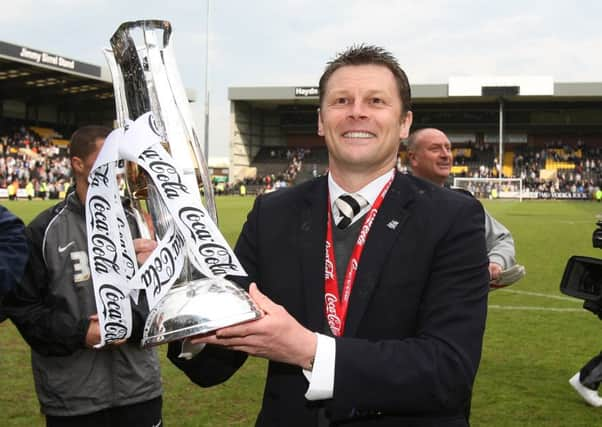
[1,196,602,426]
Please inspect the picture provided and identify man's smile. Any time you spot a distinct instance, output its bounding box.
[341,131,376,139]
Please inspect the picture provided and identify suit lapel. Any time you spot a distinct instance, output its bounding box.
[343,173,416,337]
[299,177,328,332]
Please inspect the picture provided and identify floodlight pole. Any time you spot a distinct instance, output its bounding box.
[203,0,211,160]
[498,97,504,183]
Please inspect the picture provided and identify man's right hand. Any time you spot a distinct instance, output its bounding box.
[133,238,158,264]
[85,314,126,348]
[85,314,101,348]
[189,283,317,370]
[85,241,157,349]
[488,262,503,285]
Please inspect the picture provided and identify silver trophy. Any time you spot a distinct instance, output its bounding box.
[104,20,261,347]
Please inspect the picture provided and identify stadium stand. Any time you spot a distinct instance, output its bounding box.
[2,40,602,200]
[435,139,602,198]
[0,122,71,199]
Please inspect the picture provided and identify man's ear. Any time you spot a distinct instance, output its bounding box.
[71,157,83,175]
[407,149,417,167]
[399,111,413,139]
[317,108,324,136]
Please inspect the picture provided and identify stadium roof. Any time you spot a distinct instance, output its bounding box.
[229,77,602,109]
[0,40,114,107]
[0,40,196,120]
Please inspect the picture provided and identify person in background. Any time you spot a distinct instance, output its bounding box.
[3,125,163,427]
[569,354,602,407]
[7,180,17,200]
[25,180,34,200]
[39,180,48,200]
[406,127,517,289]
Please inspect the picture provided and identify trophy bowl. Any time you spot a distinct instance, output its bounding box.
[142,277,262,347]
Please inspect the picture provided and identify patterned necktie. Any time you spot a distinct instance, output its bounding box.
[335,194,369,229]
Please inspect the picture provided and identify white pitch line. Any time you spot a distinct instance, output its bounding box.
[497,288,579,302]
[488,305,584,312]
[557,220,595,224]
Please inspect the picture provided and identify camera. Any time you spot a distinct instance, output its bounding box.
[560,220,602,316]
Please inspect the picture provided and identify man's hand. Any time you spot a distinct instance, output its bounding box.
[85,314,101,348]
[133,238,157,264]
[189,283,317,370]
[83,240,157,350]
[488,262,503,285]
[85,314,126,349]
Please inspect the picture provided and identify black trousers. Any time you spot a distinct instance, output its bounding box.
[580,352,602,390]
[46,396,162,427]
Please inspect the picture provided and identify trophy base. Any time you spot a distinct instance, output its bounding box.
[141,277,262,348]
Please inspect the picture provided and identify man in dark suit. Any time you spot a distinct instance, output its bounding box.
[168,45,489,426]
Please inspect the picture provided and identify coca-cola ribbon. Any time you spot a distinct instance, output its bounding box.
[324,177,393,336]
[86,111,246,346]
[86,127,136,346]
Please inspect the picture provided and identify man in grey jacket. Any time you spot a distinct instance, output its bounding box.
[4,126,162,427]
[406,128,517,288]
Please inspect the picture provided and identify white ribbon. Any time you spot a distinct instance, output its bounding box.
[86,112,246,346]
[86,128,137,346]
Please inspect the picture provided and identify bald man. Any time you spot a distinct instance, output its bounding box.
[407,128,516,288]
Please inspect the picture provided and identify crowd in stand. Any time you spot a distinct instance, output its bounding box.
[232,147,312,195]
[0,126,71,199]
[214,142,602,198]
[282,148,305,182]
[3,126,602,200]
[0,128,316,199]
[267,147,312,163]
[445,141,602,198]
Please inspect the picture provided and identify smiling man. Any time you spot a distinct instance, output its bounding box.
[406,128,453,187]
[169,45,489,427]
[317,62,412,189]
[407,127,517,287]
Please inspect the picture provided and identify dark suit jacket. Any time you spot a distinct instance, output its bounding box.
[169,172,489,427]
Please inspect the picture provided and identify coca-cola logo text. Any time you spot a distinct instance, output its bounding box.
[178,207,213,242]
[90,164,110,187]
[325,292,341,335]
[324,241,334,280]
[98,284,128,341]
[90,234,119,274]
[357,208,378,245]
[148,159,189,199]
[139,229,184,297]
[88,195,120,275]
[199,243,239,275]
[89,195,111,234]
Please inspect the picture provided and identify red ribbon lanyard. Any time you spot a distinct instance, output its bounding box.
[324,177,393,336]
